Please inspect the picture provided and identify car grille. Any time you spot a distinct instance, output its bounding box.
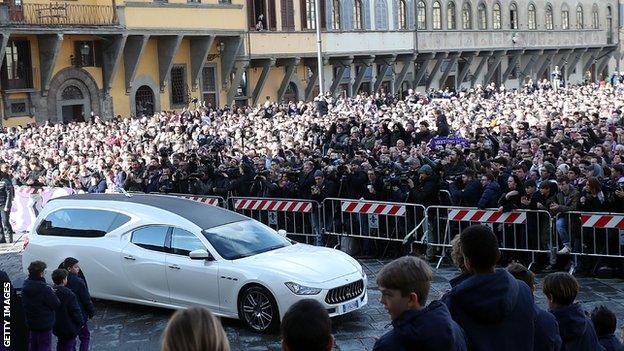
[325,279,364,304]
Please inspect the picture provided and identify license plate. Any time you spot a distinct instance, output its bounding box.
[341,299,359,314]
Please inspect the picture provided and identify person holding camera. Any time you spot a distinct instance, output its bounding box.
[407,165,439,208]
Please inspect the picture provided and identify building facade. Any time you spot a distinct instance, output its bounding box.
[0,0,618,125]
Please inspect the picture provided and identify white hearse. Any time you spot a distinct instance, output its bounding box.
[22,193,367,332]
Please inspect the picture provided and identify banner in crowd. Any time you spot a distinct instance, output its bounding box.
[429,136,471,148]
[10,186,75,233]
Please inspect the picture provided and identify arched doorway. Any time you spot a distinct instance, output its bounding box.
[283,82,298,102]
[135,85,155,117]
[58,83,90,123]
[45,68,101,124]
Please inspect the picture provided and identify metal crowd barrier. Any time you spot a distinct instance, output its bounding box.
[322,198,427,256]
[556,211,624,273]
[228,197,320,244]
[438,190,455,206]
[427,206,553,269]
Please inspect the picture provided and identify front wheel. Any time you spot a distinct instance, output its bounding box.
[238,286,279,333]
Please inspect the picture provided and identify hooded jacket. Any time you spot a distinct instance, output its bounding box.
[551,303,605,351]
[66,272,95,323]
[478,181,502,209]
[441,269,536,351]
[373,301,467,351]
[598,335,624,351]
[534,305,562,351]
[22,276,61,331]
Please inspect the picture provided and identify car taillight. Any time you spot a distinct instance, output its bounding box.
[22,236,29,251]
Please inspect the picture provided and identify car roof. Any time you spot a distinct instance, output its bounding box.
[51,193,247,229]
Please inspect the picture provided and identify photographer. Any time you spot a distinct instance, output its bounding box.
[449,169,483,207]
[408,165,439,207]
[250,170,278,198]
[364,169,386,201]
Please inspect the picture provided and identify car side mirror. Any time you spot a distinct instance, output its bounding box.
[189,249,213,261]
[277,229,287,237]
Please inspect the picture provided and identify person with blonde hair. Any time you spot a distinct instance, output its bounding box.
[161,307,230,351]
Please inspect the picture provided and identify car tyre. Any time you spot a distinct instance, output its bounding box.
[238,285,279,333]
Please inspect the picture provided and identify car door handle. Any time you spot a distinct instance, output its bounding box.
[123,255,136,261]
[168,264,180,270]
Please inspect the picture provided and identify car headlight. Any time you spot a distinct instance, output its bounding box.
[285,282,322,295]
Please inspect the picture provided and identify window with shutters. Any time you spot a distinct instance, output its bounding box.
[461,2,472,29]
[528,3,536,29]
[170,65,187,107]
[332,0,341,29]
[561,4,569,29]
[509,3,518,29]
[576,5,583,28]
[201,66,218,107]
[492,3,501,29]
[281,0,295,30]
[478,2,487,29]
[353,0,364,29]
[416,1,426,29]
[545,4,553,30]
[432,1,441,29]
[447,1,456,29]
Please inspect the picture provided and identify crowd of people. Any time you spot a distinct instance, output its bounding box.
[0,81,623,271]
[4,225,623,351]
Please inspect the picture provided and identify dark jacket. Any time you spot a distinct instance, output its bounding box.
[22,276,61,331]
[478,181,502,209]
[441,269,536,351]
[53,286,84,340]
[598,335,624,351]
[409,177,439,207]
[450,179,482,207]
[535,305,563,351]
[66,272,95,323]
[373,301,467,351]
[551,303,605,351]
[498,191,523,212]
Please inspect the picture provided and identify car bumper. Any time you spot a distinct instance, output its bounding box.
[276,272,368,319]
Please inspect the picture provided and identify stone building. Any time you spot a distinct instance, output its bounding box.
[0,0,618,125]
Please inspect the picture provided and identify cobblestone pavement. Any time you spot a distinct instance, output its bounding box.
[2,235,624,351]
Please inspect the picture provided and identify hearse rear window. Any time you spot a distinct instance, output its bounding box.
[37,209,131,237]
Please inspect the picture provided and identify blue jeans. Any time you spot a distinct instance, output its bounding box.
[556,217,570,247]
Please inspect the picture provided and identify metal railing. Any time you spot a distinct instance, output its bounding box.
[8,3,118,26]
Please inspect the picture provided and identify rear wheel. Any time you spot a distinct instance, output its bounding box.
[238,286,279,333]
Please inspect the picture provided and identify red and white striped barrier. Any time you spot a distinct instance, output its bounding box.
[234,199,313,213]
[16,187,45,194]
[580,214,624,229]
[448,209,527,224]
[183,196,220,206]
[341,201,406,216]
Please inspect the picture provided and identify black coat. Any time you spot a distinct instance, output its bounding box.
[53,286,84,340]
[450,179,482,207]
[409,177,439,207]
[66,273,95,323]
[478,181,502,209]
[1,270,27,351]
[598,335,624,351]
[551,303,605,351]
[22,276,60,331]
[373,301,467,351]
[534,305,562,351]
[441,269,536,351]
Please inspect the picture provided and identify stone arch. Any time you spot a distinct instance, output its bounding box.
[130,75,161,117]
[45,67,101,124]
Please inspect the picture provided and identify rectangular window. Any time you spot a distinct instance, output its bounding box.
[306,0,317,29]
[1,40,33,90]
[201,66,217,107]
[170,65,187,107]
[37,209,130,237]
[562,10,569,29]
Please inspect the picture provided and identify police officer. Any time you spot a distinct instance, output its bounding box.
[0,162,14,244]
